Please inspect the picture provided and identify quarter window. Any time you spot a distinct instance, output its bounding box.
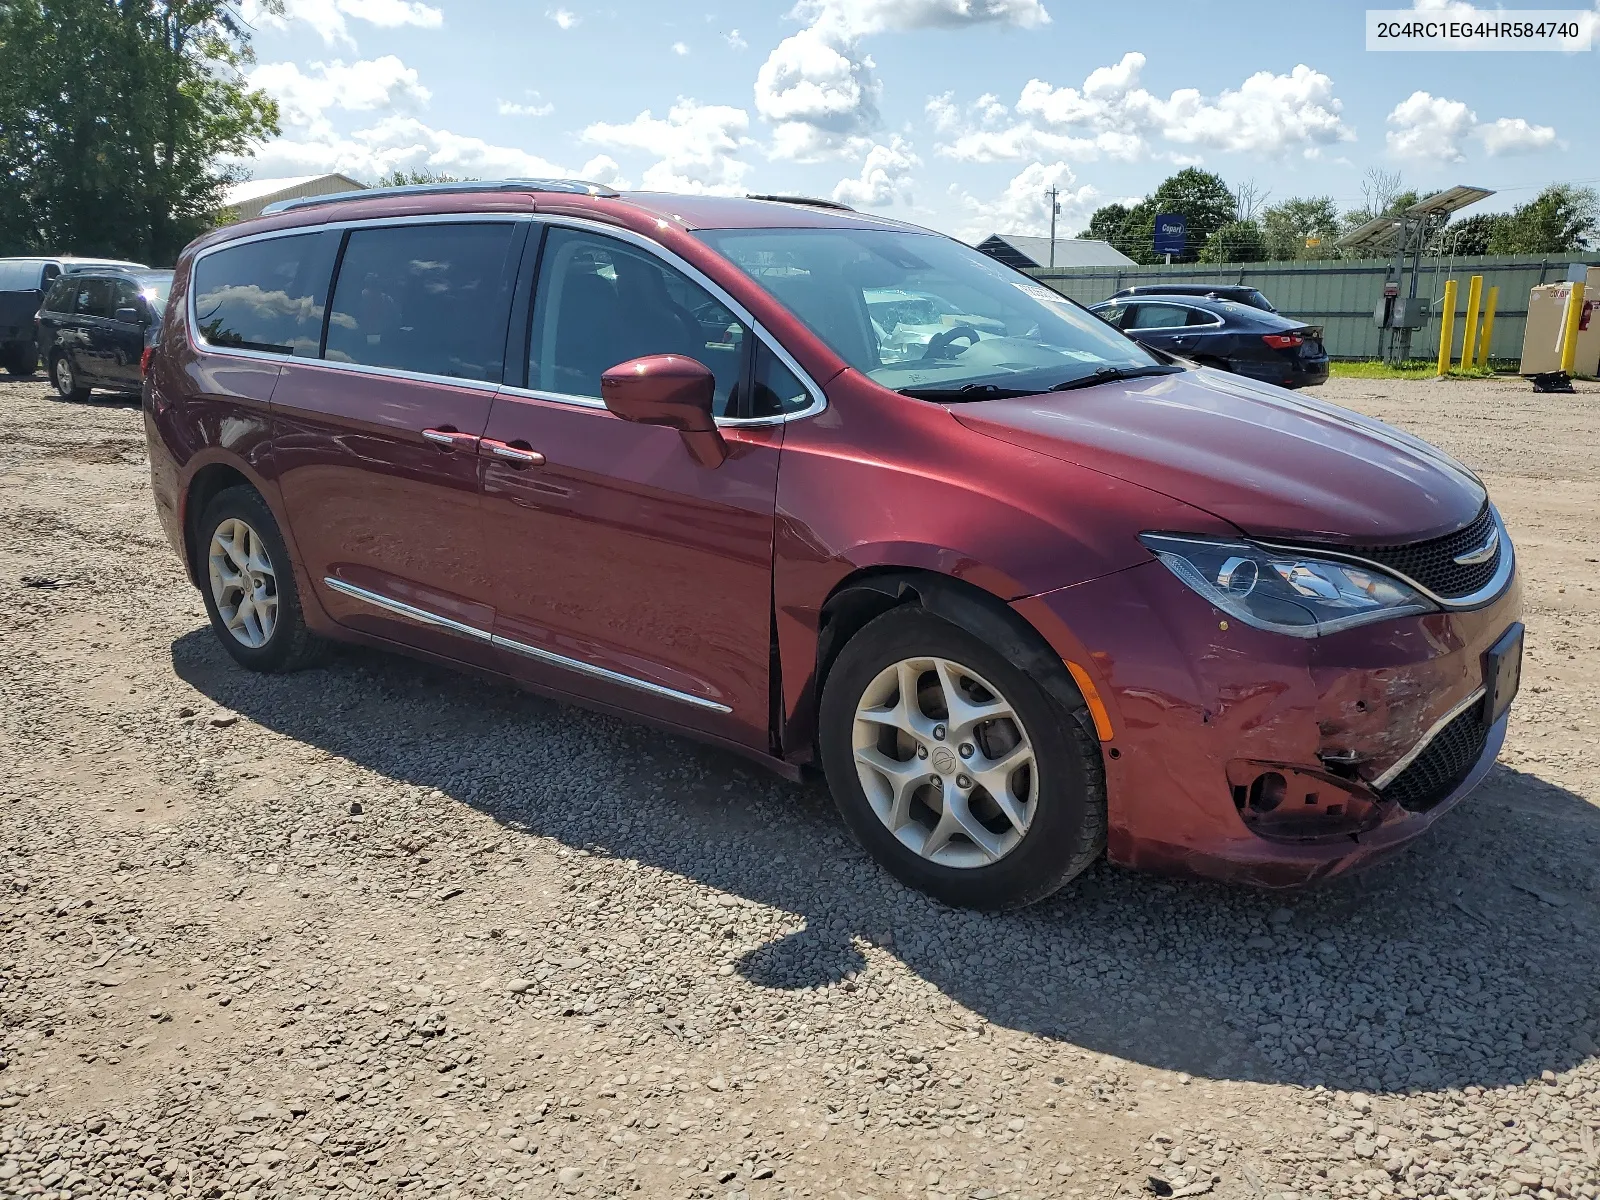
[192,233,337,356]
[325,222,518,382]
[751,342,812,418]
[528,228,747,416]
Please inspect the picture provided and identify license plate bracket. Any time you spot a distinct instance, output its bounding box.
[1482,622,1524,726]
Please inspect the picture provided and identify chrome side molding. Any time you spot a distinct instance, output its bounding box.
[322,576,731,714]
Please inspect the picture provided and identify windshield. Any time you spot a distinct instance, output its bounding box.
[695,228,1162,395]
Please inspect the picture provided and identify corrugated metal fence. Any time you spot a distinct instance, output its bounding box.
[1028,254,1600,363]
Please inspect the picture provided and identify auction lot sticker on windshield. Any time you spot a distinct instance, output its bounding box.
[1366,9,1594,50]
[1013,282,1071,304]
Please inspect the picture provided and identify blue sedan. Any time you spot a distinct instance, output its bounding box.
[1092,294,1329,389]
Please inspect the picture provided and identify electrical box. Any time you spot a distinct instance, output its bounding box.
[1373,295,1430,328]
[1391,296,1431,328]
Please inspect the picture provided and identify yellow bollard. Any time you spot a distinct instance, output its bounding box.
[1436,279,1458,376]
[1476,285,1498,368]
[1559,280,1587,375]
[1461,274,1483,368]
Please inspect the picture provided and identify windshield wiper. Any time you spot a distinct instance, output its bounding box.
[894,382,1039,401]
[1047,364,1181,392]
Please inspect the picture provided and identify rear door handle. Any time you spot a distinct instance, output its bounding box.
[422,427,480,452]
[480,437,545,466]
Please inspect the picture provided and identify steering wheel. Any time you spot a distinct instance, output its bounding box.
[921,325,983,361]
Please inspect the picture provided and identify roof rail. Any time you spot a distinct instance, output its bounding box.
[745,194,855,212]
[259,178,621,217]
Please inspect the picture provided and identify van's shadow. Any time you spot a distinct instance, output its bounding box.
[172,629,1600,1094]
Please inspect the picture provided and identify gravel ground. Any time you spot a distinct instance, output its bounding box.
[0,373,1596,1200]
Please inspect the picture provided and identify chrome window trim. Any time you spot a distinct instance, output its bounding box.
[1371,685,1487,790]
[291,356,503,394]
[1257,506,1515,611]
[322,576,732,714]
[184,211,828,426]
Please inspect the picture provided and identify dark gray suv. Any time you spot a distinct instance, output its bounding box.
[36,268,173,399]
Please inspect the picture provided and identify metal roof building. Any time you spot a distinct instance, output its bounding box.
[974,234,1136,270]
[222,174,368,222]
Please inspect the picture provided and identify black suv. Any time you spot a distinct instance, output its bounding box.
[36,268,173,399]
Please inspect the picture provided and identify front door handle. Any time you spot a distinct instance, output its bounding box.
[422,427,480,452]
[480,438,545,466]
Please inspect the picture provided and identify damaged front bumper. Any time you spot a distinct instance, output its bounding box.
[1014,558,1523,888]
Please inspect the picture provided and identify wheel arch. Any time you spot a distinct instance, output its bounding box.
[789,566,1097,766]
[181,461,256,586]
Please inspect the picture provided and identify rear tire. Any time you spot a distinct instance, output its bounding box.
[196,485,326,673]
[819,606,1106,910]
[3,344,37,376]
[50,353,89,400]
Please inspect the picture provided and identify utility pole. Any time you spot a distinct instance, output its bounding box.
[1046,187,1060,268]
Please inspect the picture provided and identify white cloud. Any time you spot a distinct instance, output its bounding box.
[240,114,615,184]
[937,52,1352,164]
[755,26,880,161]
[582,99,753,193]
[548,7,579,29]
[672,41,690,55]
[797,0,1049,38]
[241,0,441,49]
[499,94,555,118]
[947,160,1101,244]
[1476,115,1558,156]
[251,57,431,141]
[831,136,919,206]
[724,29,748,50]
[1385,90,1557,162]
[755,0,1047,161]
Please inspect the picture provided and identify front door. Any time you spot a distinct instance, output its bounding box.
[479,225,796,750]
[271,218,526,665]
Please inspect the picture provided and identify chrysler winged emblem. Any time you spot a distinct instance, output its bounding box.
[1453,525,1499,566]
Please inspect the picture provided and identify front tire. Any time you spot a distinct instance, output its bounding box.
[51,353,89,400]
[196,485,325,672]
[819,607,1106,910]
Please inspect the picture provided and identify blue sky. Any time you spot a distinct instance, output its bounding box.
[235,0,1599,242]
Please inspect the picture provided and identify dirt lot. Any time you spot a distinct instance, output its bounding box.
[1,373,1596,1200]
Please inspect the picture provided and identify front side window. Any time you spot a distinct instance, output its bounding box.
[697,227,1163,398]
[73,278,116,319]
[113,280,144,320]
[529,227,747,415]
[192,233,337,356]
[325,222,518,382]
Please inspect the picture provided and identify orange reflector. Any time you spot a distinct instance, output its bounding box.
[1066,660,1115,742]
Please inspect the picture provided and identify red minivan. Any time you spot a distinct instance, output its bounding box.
[144,180,1522,909]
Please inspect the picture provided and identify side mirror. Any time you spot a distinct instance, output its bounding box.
[600,354,727,468]
[114,306,143,326]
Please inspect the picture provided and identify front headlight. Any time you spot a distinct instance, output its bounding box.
[1139,533,1436,637]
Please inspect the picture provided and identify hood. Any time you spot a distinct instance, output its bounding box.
[952,368,1486,544]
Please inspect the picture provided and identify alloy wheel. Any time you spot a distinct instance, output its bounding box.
[208,517,279,648]
[55,357,73,394]
[851,656,1037,868]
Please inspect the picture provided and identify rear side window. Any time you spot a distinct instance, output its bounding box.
[325,223,518,382]
[1128,303,1191,330]
[192,233,337,356]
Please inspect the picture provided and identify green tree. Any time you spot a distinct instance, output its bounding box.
[1261,196,1339,260]
[0,0,279,264]
[1200,219,1266,264]
[1442,212,1503,256]
[1082,198,1156,264]
[1083,203,1132,244]
[1149,168,1235,264]
[375,170,467,187]
[1486,184,1599,254]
